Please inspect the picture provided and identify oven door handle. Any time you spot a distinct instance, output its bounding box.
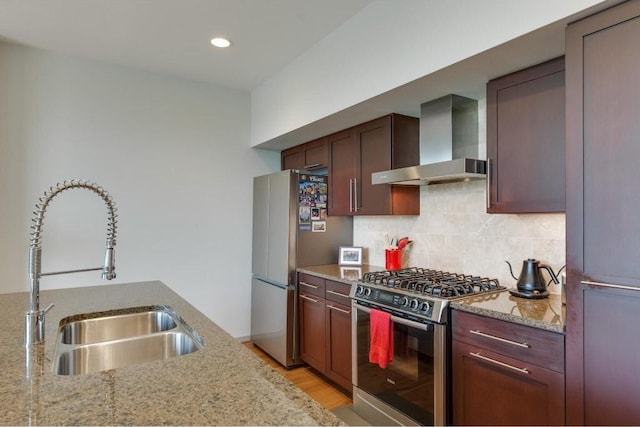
[354,304,432,331]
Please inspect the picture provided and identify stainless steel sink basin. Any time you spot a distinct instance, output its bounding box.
[59,307,179,345]
[53,305,204,375]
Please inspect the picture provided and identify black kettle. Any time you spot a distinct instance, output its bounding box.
[506,258,559,299]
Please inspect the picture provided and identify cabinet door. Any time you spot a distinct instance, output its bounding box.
[487,56,565,213]
[302,137,329,170]
[325,301,352,391]
[298,293,326,372]
[453,340,565,426]
[565,2,640,425]
[328,128,357,216]
[356,116,393,215]
[281,146,303,171]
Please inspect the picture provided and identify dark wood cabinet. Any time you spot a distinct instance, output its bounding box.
[565,2,640,425]
[327,128,357,216]
[487,56,566,213]
[281,137,328,171]
[328,114,420,216]
[452,310,565,426]
[324,280,352,390]
[298,274,326,372]
[298,273,352,391]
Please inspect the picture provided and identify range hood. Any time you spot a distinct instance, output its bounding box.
[372,94,486,185]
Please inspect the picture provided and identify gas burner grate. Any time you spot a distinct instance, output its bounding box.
[361,268,503,299]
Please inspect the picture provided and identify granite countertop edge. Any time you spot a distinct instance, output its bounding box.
[449,298,565,334]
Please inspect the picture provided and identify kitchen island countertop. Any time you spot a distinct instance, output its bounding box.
[0,281,344,426]
[299,264,565,333]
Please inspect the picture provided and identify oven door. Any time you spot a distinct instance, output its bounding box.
[352,302,446,426]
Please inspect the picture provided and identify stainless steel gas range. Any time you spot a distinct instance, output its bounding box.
[350,267,505,426]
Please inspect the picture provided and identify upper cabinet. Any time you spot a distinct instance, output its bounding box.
[565,2,640,425]
[486,56,566,213]
[281,137,329,171]
[328,114,420,216]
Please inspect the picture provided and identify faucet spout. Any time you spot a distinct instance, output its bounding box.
[25,179,118,347]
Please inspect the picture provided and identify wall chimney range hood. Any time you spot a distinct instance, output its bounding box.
[372,94,486,185]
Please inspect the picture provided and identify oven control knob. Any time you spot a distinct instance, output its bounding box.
[399,296,409,306]
[409,299,419,309]
[356,285,364,295]
[419,301,431,312]
[363,287,372,297]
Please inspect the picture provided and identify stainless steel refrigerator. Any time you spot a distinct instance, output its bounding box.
[251,170,353,368]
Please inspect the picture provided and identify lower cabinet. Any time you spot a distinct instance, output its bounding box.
[299,290,326,372]
[452,310,565,426]
[298,273,352,392]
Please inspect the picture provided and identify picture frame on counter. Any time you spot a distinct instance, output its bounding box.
[339,246,363,266]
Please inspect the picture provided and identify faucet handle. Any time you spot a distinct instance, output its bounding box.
[43,303,54,314]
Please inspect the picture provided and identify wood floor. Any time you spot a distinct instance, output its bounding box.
[243,342,352,411]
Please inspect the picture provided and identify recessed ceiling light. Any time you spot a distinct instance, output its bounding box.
[211,37,231,48]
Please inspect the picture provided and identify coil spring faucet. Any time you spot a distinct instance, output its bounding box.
[25,179,118,347]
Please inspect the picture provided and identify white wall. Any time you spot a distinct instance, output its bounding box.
[251,0,605,146]
[0,42,279,338]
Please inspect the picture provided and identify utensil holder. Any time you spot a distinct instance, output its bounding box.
[385,249,402,271]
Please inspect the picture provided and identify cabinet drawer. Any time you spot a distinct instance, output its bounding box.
[452,310,564,373]
[298,273,325,298]
[325,280,352,306]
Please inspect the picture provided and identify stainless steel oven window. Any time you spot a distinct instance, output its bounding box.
[352,303,446,426]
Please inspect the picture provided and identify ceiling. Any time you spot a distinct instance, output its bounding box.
[0,0,373,92]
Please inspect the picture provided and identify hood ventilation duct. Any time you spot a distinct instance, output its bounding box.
[372,94,486,185]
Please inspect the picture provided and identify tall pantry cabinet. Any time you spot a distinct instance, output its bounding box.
[565,1,640,425]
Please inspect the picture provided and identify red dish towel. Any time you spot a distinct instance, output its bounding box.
[368,308,394,368]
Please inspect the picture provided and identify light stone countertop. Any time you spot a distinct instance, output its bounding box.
[0,281,344,426]
[298,264,565,333]
[450,291,565,333]
[298,264,384,284]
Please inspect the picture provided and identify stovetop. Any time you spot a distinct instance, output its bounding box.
[350,267,505,324]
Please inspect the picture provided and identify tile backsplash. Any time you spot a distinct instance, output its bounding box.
[353,180,566,294]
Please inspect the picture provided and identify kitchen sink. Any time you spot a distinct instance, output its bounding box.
[58,307,180,345]
[53,305,204,375]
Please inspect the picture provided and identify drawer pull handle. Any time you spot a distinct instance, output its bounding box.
[469,329,530,348]
[581,280,640,292]
[299,282,319,289]
[470,352,530,374]
[300,295,320,303]
[326,289,349,299]
[327,304,350,315]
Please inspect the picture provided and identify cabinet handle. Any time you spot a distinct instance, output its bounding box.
[469,352,530,374]
[469,329,530,348]
[326,289,350,299]
[327,304,350,315]
[349,179,354,213]
[581,280,640,292]
[486,157,491,210]
[300,294,320,303]
[303,163,322,170]
[353,178,359,212]
[299,281,319,290]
